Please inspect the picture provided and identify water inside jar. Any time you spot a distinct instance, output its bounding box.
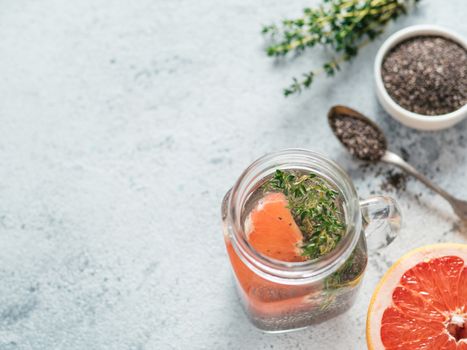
[232,169,368,331]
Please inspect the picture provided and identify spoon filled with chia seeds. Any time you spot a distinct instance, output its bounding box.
[328,105,467,222]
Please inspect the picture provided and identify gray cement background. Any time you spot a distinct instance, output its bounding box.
[0,0,466,349]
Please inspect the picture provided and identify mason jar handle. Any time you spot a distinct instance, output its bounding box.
[359,196,402,251]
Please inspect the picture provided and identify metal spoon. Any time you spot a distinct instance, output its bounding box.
[328,105,467,222]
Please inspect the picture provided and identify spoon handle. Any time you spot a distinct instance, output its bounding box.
[381,151,454,203]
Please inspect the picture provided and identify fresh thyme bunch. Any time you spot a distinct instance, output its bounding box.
[262,0,420,96]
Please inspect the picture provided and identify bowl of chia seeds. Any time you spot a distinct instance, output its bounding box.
[374,25,467,130]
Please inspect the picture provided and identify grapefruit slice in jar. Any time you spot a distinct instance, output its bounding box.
[367,243,467,350]
[246,192,305,262]
[225,192,313,317]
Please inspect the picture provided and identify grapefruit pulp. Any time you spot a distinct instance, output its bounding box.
[245,192,304,262]
[367,243,467,349]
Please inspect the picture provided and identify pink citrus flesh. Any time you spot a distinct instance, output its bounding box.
[367,243,467,350]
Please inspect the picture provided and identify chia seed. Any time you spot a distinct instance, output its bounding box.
[382,36,467,116]
[380,170,408,192]
[329,114,386,161]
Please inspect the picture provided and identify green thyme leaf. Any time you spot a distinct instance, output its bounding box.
[262,0,420,95]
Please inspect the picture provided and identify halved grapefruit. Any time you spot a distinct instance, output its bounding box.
[367,243,467,350]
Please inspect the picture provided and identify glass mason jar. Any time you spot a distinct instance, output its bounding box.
[221,149,401,332]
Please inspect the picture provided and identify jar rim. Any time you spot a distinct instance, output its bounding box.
[226,149,362,284]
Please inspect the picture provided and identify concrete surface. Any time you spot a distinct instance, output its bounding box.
[0,0,466,349]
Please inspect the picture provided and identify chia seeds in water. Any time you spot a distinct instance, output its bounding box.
[382,36,467,116]
[329,114,386,161]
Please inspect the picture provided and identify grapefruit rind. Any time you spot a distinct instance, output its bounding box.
[366,243,467,350]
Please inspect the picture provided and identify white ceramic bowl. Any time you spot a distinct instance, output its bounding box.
[374,25,467,130]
